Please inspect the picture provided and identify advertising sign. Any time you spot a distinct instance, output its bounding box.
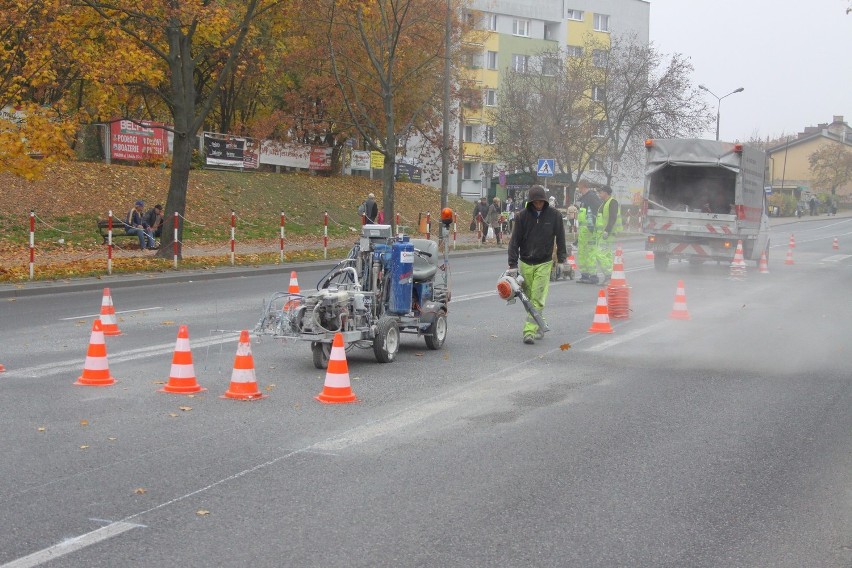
[370,151,385,169]
[204,134,245,167]
[395,163,422,183]
[259,140,311,168]
[351,150,371,171]
[309,147,332,171]
[110,120,168,161]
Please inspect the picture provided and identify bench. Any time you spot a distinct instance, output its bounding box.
[96,219,137,245]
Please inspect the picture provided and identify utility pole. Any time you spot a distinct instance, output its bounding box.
[440,0,452,209]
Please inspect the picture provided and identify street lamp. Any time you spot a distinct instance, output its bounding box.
[698,85,744,141]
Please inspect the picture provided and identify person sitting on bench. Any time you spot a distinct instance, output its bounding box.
[125,200,156,250]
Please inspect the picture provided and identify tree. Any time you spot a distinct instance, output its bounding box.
[320,0,451,226]
[75,0,284,258]
[490,47,609,192]
[596,34,712,187]
[809,143,852,195]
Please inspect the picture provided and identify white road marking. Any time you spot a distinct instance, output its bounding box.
[1,521,143,568]
[823,254,852,262]
[60,307,164,321]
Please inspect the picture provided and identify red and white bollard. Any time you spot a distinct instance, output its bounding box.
[230,210,236,266]
[173,211,179,269]
[323,211,329,259]
[426,212,431,240]
[452,213,457,250]
[107,210,114,275]
[280,211,286,263]
[29,210,35,280]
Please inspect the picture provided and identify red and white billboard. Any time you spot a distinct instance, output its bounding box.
[110,120,168,161]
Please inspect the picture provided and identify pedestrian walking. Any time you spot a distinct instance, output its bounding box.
[591,185,622,285]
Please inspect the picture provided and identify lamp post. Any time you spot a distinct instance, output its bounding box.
[698,85,744,141]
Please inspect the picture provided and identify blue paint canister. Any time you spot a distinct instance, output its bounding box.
[388,241,414,314]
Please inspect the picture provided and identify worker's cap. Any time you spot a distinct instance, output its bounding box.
[596,185,613,194]
[135,200,145,207]
[528,185,547,202]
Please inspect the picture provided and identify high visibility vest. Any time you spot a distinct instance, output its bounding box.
[595,197,623,234]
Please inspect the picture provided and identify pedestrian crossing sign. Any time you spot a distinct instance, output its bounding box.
[537,159,555,177]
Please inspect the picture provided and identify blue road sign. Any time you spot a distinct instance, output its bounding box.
[537,159,555,177]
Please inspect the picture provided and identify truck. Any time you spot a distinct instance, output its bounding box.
[641,138,770,271]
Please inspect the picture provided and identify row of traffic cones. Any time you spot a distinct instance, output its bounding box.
[75,311,358,404]
[587,278,691,333]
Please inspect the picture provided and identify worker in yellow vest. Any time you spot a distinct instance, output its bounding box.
[592,185,623,285]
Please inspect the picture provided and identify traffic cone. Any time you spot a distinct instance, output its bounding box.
[669,280,691,320]
[75,319,116,386]
[283,271,301,310]
[222,330,266,400]
[99,288,122,336]
[316,332,359,404]
[587,289,614,333]
[833,237,839,250]
[609,252,627,287]
[758,250,770,274]
[0,363,5,372]
[729,240,747,280]
[784,247,794,265]
[567,255,577,271]
[160,325,205,394]
[789,233,795,248]
[645,249,654,260]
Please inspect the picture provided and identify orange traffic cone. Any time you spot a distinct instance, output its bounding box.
[222,330,266,400]
[784,247,794,265]
[789,233,795,248]
[0,363,5,372]
[567,255,578,271]
[758,250,770,274]
[645,249,654,260]
[75,319,116,386]
[99,288,121,336]
[669,280,691,320]
[833,237,839,250]
[316,333,359,404]
[160,325,205,394]
[283,271,301,310]
[609,252,627,287]
[587,289,614,333]
[729,240,747,280]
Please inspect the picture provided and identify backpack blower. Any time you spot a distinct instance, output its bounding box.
[496,270,549,333]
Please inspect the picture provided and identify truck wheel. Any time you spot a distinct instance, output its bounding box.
[653,253,669,272]
[373,316,400,363]
[311,341,331,369]
[424,311,447,350]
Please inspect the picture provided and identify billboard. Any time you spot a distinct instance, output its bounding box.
[204,134,245,167]
[351,150,371,171]
[110,120,168,161]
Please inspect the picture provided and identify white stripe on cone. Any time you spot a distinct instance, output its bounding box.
[230,367,256,384]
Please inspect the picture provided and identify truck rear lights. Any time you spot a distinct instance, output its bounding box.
[723,241,732,249]
[647,235,656,244]
[734,143,744,153]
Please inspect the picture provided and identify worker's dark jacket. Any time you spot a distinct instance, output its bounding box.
[508,202,567,268]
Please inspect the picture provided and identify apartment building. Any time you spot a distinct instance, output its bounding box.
[451,0,650,201]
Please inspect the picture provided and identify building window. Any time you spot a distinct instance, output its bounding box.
[463,162,474,180]
[511,54,528,73]
[512,19,530,37]
[592,85,605,102]
[567,45,583,58]
[486,51,498,70]
[486,13,497,31]
[592,49,608,67]
[593,121,607,138]
[485,89,497,106]
[463,51,483,68]
[566,9,584,21]
[542,57,559,76]
[590,158,604,172]
[463,125,473,142]
[593,13,610,32]
[484,125,495,144]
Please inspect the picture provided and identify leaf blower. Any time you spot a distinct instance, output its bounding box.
[496,270,549,333]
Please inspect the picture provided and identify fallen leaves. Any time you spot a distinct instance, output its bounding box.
[559,343,571,351]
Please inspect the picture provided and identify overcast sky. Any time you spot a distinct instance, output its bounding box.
[648,0,852,143]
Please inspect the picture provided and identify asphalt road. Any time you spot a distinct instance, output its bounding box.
[1,217,852,567]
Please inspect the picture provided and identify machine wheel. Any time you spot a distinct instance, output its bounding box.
[653,253,669,272]
[373,316,400,363]
[424,311,447,350]
[311,341,331,370]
